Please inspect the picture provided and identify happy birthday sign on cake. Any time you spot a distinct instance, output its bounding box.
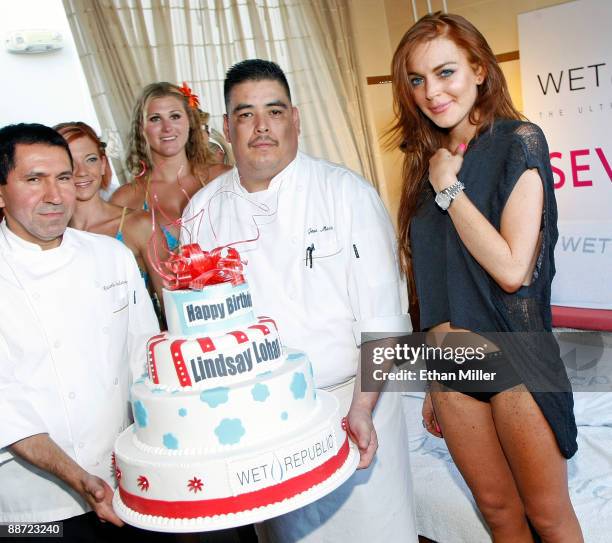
[112,243,358,532]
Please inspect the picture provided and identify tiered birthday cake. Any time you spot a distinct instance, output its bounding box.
[113,245,357,532]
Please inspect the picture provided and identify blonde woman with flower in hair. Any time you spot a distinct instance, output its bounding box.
[111,82,230,251]
[389,12,582,542]
[54,121,166,318]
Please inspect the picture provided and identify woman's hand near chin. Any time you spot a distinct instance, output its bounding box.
[428,143,466,193]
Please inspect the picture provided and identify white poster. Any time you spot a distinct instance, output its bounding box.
[518,0,612,311]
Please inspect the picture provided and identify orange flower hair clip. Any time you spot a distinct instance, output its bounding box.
[178,81,200,109]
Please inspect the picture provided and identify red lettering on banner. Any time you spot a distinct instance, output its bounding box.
[550,152,565,189]
[551,147,611,189]
[570,149,592,187]
[595,147,612,182]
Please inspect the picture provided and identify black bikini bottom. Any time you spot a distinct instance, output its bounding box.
[426,350,523,403]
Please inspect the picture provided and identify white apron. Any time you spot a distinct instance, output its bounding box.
[256,378,418,543]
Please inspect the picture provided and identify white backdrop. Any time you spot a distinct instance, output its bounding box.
[519,0,612,310]
[0,0,97,129]
[0,0,120,195]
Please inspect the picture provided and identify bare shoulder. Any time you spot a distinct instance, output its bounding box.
[109,181,145,209]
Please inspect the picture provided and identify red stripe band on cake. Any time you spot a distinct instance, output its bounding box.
[247,324,270,335]
[119,436,350,518]
[170,340,191,386]
[196,337,216,353]
[258,317,276,329]
[147,338,166,384]
[227,331,249,343]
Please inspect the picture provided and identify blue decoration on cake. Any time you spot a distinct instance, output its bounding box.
[290,372,307,399]
[257,370,273,378]
[163,433,179,449]
[200,387,230,407]
[215,418,245,445]
[151,388,165,394]
[134,400,148,428]
[251,383,270,402]
[281,411,288,420]
[178,408,188,417]
[287,353,302,362]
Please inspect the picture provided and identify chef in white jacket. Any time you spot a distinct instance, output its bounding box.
[182,60,417,542]
[0,123,159,537]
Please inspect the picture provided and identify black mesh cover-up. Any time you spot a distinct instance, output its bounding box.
[410,118,577,458]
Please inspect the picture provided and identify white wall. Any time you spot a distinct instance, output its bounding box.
[0,0,98,130]
[0,0,118,192]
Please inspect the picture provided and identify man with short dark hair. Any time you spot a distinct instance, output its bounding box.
[183,60,417,542]
[0,123,159,537]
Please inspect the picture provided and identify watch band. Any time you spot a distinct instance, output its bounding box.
[434,180,465,210]
[444,180,465,200]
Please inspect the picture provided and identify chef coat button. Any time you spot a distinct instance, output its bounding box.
[291,236,297,244]
[288,292,295,301]
[54,340,61,349]
[103,326,110,334]
[114,377,119,385]
[78,442,84,449]
[68,392,76,400]
[32,292,40,300]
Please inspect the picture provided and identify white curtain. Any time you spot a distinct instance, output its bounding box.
[62,0,377,185]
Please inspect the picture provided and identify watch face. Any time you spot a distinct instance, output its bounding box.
[435,192,451,210]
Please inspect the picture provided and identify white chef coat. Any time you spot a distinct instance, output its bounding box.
[0,221,159,523]
[182,151,411,387]
[183,152,417,542]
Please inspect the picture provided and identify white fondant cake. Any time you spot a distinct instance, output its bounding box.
[113,280,357,531]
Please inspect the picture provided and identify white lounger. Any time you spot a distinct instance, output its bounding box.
[402,389,612,543]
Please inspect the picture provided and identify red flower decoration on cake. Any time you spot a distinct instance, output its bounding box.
[187,477,204,493]
[178,82,200,109]
[111,451,116,469]
[137,475,150,492]
[163,244,245,291]
[115,465,122,482]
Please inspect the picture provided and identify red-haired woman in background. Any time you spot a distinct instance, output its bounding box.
[55,122,165,317]
[390,13,582,542]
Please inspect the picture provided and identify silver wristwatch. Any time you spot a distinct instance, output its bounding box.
[434,180,465,210]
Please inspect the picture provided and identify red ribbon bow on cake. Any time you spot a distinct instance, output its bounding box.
[163,243,244,291]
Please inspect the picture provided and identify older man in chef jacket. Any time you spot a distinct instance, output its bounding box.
[182,60,418,543]
[0,123,159,538]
